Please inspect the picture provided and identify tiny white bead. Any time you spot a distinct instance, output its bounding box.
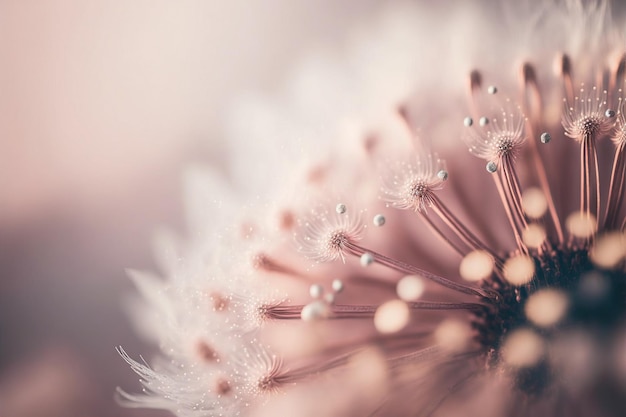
[301,300,330,321]
[335,203,347,214]
[540,132,551,144]
[486,161,497,173]
[360,253,375,267]
[373,214,386,227]
[606,109,616,118]
[463,117,473,127]
[479,117,489,126]
[437,170,449,181]
[487,85,497,94]
[309,284,324,299]
[331,279,344,293]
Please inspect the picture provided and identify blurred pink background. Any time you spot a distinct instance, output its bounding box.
[0,1,385,416]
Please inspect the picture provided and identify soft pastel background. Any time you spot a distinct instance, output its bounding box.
[7,2,626,417]
[0,1,388,416]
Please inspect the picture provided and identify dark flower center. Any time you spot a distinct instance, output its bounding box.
[473,246,626,396]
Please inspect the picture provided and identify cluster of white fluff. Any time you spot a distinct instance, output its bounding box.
[118,187,279,415]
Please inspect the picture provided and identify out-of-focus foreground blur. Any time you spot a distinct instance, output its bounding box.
[0,1,385,415]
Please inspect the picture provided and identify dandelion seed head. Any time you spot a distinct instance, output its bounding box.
[466,105,526,162]
[408,181,433,205]
[563,87,615,141]
[248,355,285,395]
[120,2,626,416]
[491,132,516,155]
[297,208,364,263]
[574,114,604,138]
[383,155,446,212]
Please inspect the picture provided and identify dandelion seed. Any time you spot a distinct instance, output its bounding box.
[383,154,446,212]
[298,208,365,263]
[466,108,526,163]
[562,87,614,141]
